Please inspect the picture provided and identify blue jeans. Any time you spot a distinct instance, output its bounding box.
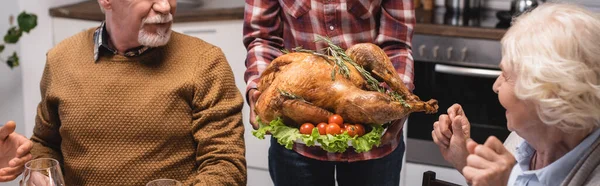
[268,136,405,186]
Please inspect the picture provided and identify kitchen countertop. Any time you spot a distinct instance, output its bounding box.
[49,1,507,40]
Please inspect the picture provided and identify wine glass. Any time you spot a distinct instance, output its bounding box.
[146,178,183,186]
[19,158,65,186]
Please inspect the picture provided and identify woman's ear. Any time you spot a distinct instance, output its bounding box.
[98,0,112,12]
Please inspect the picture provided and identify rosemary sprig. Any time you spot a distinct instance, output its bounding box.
[314,36,383,92]
[327,47,351,79]
[278,89,306,102]
[388,91,411,108]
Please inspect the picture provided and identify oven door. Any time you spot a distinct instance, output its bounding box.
[406,61,510,167]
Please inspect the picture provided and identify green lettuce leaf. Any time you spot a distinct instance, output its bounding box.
[252,117,384,153]
[352,125,384,153]
[317,133,351,153]
[299,128,320,146]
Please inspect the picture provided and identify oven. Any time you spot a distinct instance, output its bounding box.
[406,34,511,167]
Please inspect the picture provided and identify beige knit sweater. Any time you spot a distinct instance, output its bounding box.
[30,28,246,186]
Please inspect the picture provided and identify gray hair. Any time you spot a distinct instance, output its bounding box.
[501,3,600,132]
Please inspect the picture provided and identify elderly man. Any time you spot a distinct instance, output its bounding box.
[0,0,247,185]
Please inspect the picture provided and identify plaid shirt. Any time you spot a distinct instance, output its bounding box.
[93,22,151,61]
[243,0,415,162]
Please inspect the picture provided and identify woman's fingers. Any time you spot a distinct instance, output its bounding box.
[433,121,450,147]
[432,130,447,149]
[447,104,464,119]
[466,139,478,154]
[466,153,495,169]
[438,114,453,139]
[473,144,501,162]
[462,165,481,183]
[483,136,509,155]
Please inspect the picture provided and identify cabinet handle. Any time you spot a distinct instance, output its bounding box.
[461,47,468,61]
[446,47,453,60]
[183,29,217,35]
[419,45,426,57]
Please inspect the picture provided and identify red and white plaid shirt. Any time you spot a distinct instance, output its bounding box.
[243,0,415,162]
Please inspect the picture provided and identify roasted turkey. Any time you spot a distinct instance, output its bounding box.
[255,43,438,127]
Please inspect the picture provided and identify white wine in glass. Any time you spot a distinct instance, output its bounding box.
[146,178,183,186]
[19,158,65,186]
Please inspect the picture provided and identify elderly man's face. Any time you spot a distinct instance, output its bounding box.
[111,0,177,47]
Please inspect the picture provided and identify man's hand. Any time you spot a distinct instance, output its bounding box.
[0,121,33,182]
[462,136,516,186]
[432,104,471,172]
[248,89,262,130]
[21,171,52,186]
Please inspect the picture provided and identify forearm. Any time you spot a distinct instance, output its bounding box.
[192,106,246,186]
[243,0,284,101]
[192,47,247,186]
[30,113,62,161]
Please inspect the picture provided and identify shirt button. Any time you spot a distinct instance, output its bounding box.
[329,25,334,30]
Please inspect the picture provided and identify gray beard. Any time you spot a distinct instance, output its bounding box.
[138,27,172,47]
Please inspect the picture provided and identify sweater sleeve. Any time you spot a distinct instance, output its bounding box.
[30,59,64,162]
[191,46,247,186]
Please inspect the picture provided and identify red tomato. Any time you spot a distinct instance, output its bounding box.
[326,123,342,135]
[317,122,328,135]
[328,114,344,126]
[345,125,358,137]
[354,124,366,136]
[299,123,315,135]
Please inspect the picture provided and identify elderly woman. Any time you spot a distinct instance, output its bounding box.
[432,3,600,186]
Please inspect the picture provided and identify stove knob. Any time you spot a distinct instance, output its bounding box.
[461,47,468,61]
[433,46,439,59]
[446,47,453,60]
[419,45,426,57]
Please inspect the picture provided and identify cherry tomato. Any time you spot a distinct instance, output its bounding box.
[326,123,342,135]
[328,114,344,126]
[354,124,366,136]
[340,123,350,130]
[317,122,328,135]
[345,125,358,137]
[299,123,315,135]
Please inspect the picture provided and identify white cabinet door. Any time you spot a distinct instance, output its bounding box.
[52,18,100,46]
[172,20,272,171]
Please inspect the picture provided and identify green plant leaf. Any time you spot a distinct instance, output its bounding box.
[17,12,37,33]
[0,44,4,53]
[6,51,19,69]
[4,26,22,43]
